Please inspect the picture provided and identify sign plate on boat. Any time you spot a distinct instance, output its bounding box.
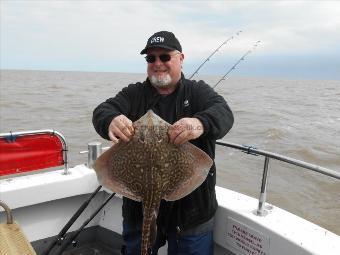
[226,217,269,255]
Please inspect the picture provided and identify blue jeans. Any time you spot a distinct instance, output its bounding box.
[122,221,214,255]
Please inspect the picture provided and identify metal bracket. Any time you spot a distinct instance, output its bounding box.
[241,145,259,156]
[4,131,17,143]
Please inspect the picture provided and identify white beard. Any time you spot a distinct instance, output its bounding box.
[150,74,172,87]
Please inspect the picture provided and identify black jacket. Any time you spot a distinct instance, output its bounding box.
[92,74,234,232]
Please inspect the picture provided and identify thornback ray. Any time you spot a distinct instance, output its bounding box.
[93,110,213,255]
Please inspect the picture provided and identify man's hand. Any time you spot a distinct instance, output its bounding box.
[168,118,204,145]
[108,115,134,144]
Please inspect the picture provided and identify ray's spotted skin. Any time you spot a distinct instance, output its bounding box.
[93,110,213,255]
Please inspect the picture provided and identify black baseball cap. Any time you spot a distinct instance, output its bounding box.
[140,31,182,55]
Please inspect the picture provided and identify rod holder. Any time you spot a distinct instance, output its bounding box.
[87,142,102,168]
[256,156,270,216]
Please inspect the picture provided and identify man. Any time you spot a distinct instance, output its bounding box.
[93,31,234,255]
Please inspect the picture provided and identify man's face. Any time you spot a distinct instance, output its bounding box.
[146,48,184,89]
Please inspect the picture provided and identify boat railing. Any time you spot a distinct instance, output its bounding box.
[82,140,340,217]
[216,141,340,216]
[0,129,69,176]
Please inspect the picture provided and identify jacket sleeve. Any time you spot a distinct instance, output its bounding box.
[92,83,139,140]
[193,81,234,140]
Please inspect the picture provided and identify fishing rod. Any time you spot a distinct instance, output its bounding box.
[53,192,116,255]
[213,40,261,89]
[188,30,242,80]
[42,185,103,255]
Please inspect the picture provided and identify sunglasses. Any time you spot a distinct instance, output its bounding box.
[145,53,180,63]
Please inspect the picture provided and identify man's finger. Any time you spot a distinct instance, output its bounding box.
[108,115,135,142]
[173,130,190,145]
[120,123,134,139]
[113,127,130,142]
[168,123,185,143]
[117,117,134,139]
[108,131,119,144]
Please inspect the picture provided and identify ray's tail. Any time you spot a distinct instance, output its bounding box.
[141,207,157,255]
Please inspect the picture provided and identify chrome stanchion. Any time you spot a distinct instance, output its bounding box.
[80,142,110,168]
[87,142,102,168]
[256,156,270,216]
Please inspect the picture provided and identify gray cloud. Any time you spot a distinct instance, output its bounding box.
[1,1,339,79]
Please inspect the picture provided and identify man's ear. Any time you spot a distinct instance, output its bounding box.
[180,53,185,65]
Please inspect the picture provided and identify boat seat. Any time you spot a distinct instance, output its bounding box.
[0,200,37,255]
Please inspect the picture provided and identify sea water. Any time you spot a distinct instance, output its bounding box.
[1,69,339,234]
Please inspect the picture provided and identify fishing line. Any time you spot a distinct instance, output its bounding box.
[213,40,261,89]
[188,30,242,80]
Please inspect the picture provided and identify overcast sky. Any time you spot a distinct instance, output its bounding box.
[1,1,340,80]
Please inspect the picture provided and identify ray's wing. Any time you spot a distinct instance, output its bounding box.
[93,138,149,202]
[162,142,213,201]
